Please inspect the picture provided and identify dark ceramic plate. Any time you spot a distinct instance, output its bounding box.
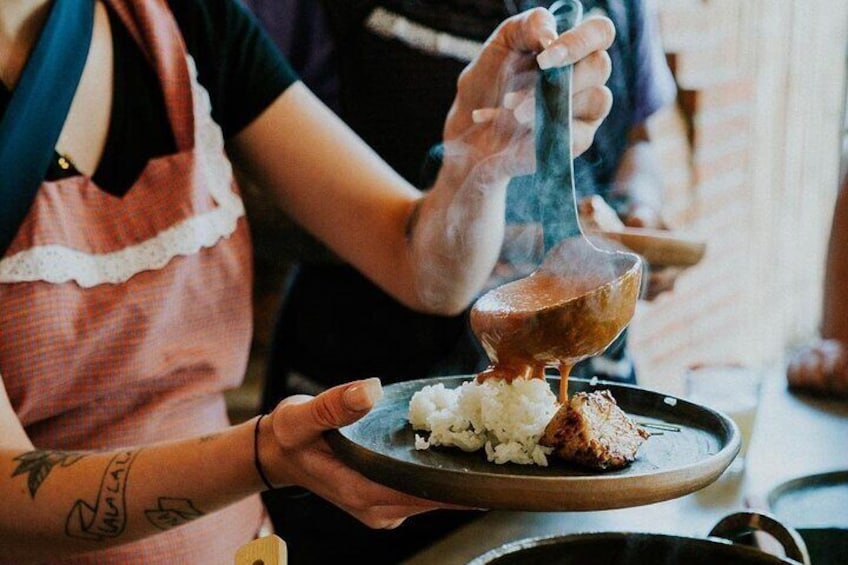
[326,376,740,511]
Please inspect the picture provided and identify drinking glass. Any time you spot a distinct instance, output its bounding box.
[685,364,763,474]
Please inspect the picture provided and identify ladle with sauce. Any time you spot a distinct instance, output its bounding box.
[470,0,643,402]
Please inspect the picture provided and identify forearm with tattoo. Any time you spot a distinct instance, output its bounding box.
[12,448,207,542]
[0,418,258,560]
[12,449,87,498]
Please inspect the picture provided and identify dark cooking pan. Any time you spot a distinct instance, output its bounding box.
[467,512,810,565]
[766,470,848,565]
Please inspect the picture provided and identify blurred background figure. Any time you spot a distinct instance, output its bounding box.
[246,0,676,395]
[787,170,848,398]
[243,1,678,562]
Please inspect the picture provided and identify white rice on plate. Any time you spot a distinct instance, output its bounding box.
[408,378,559,466]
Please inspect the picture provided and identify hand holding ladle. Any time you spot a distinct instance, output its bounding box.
[470,0,643,402]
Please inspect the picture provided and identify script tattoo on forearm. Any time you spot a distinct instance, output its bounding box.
[65,450,139,542]
[12,450,87,498]
[145,497,204,530]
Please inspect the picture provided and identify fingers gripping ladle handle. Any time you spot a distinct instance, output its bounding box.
[537,0,584,253]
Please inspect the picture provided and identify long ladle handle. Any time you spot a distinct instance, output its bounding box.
[536,0,584,253]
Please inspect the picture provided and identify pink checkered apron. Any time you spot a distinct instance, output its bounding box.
[0,1,265,562]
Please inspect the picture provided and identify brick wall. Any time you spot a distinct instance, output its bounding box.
[631,0,848,394]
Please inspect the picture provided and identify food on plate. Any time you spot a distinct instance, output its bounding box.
[409,378,558,466]
[409,377,649,470]
[540,389,650,470]
[578,194,706,269]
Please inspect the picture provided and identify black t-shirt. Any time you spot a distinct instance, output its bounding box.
[324,0,640,202]
[0,0,298,196]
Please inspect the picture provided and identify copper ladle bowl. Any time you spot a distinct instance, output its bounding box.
[470,237,642,398]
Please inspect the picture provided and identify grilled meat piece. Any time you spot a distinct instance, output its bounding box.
[540,390,650,470]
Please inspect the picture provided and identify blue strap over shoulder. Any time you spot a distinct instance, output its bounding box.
[0,0,94,257]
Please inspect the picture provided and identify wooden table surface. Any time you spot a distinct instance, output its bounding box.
[405,370,848,564]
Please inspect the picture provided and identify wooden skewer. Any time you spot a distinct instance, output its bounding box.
[559,364,573,402]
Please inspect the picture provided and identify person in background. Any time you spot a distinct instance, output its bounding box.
[0,0,616,562]
[787,170,848,397]
[245,0,677,562]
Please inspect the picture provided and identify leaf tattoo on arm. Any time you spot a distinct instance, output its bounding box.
[12,450,87,498]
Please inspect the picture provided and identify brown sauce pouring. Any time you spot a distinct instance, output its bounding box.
[469,0,642,402]
[470,237,642,401]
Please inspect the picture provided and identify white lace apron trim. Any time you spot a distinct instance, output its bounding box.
[0,57,245,288]
[365,7,483,63]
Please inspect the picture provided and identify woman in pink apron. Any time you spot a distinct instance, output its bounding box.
[0,0,615,562]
